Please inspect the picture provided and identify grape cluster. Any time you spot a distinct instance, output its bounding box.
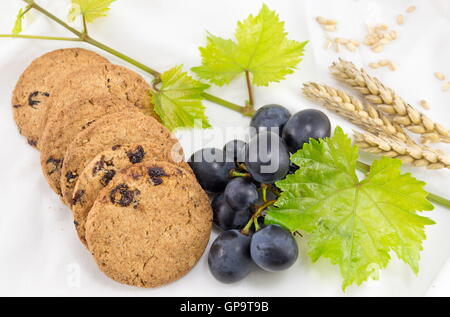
[188,104,331,283]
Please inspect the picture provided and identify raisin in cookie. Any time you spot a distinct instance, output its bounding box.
[72,142,190,245]
[43,63,156,131]
[40,96,139,196]
[85,161,212,288]
[12,48,109,148]
[60,111,179,205]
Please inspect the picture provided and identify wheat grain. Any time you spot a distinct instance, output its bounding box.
[330,59,450,144]
[435,72,446,81]
[443,82,450,92]
[397,14,404,25]
[302,82,411,142]
[354,130,450,169]
[323,25,337,32]
[420,100,430,110]
[406,6,416,13]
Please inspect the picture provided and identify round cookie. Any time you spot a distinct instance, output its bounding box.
[60,111,179,205]
[40,96,139,196]
[12,48,109,148]
[85,161,212,287]
[43,63,156,130]
[72,142,190,246]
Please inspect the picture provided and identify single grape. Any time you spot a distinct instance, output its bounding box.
[188,148,235,193]
[250,224,298,272]
[243,131,290,184]
[282,109,331,153]
[208,230,253,283]
[223,139,247,162]
[212,193,252,231]
[224,178,259,211]
[250,104,292,135]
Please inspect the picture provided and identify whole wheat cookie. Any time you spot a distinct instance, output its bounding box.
[40,96,139,196]
[12,48,109,148]
[72,141,190,246]
[60,111,179,205]
[85,161,212,288]
[43,63,156,131]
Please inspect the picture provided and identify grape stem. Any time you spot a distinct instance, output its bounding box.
[241,200,276,235]
[244,70,256,114]
[0,0,253,116]
[356,160,450,209]
[229,170,251,178]
[260,184,268,202]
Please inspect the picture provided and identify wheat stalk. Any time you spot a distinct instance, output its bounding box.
[354,130,450,170]
[330,59,450,144]
[302,82,412,143]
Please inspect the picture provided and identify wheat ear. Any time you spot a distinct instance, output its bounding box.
[302,82,412,143]
[330,59,450,144]
[354,131,450,170]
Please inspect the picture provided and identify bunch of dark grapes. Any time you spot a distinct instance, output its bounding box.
[188,104,331,283]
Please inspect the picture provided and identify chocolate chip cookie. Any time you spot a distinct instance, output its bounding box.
[12,48,109,148]
[40,96,139,196]
[85,161,212,287]
[60,111,178,205]
[72,142,190,245]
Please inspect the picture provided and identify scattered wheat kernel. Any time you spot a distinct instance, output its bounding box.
[388,62,397,71]
[351,40,361,47]
[325,19,337,25]
[435,72,446,81]
[369,63,380,69]
[323,24,337,32]
[389,30,398,40]
[316,16,327,25]
[324,39,333,49]
[397,14,404,25]
[420,100,430,110]
[378,38,391,45]
[346,43,357,52]
[379,59,391,66]
[406,6,416,13]
[443,82,450,92]
[372,44,384,53]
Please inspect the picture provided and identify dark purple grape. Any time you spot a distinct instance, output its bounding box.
[282,109,331,153]
[250,225,298,272]
[212,194,252,231]
[208,230,253,283]
[224,177,259,210]
[243,131,290,184]
[188,148,234,193]
[250,104,291,135]
[223,139,247,162]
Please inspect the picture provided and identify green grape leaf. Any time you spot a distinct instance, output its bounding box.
[68,0,116,23]
[192,4,308,87]
[12,8,25,35]
[151,66,212,131]
[265,127,435,290]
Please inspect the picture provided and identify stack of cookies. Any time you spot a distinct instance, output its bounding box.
[11,48,212,288]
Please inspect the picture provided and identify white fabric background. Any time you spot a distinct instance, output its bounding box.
[0,0,449,297]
